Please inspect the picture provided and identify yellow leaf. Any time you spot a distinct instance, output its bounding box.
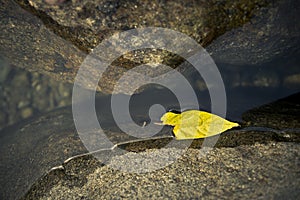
[160,110,239,140]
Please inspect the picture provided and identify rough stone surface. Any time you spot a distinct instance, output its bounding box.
[0,0,85,82]
[0,0,273,94]
[207,0,300,65]
[0,107,87,200]
[0,92,299,199]
[18,0,269,51]
[242,92,300,129]
[24,143,300,200]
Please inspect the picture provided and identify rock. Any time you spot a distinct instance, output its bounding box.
[0,0,273,94]
[242,92,300,130]
[23,142,300,199]
[207,0,300,65]
[18,0,269,51]
[1,91,299,199]
[0,107,86,200]
[0,0,85,85]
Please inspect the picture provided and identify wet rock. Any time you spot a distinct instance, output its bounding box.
[242,92,300,129]
[0,107,86,200]
[23,143,300,199]
[0,0,85,84]
[1,91,299,199]
[1,0,272,94]
[207,0,300,65]
[19,0,269,51]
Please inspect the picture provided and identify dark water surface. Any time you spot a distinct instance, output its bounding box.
[120,53,300,123]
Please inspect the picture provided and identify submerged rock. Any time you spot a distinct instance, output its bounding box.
[0,59,73,130]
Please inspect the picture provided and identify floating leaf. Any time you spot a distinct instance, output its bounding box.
[160,110,239,140]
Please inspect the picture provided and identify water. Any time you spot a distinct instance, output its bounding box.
[121,54,300,123]
[90,52,300,147]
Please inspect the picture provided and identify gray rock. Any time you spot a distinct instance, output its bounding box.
[242,92,300,130]
[207,0,300,65]
[23,142,300,200]
[1,0,273,94]
[0,107,86,200]
[0,92,299,199]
